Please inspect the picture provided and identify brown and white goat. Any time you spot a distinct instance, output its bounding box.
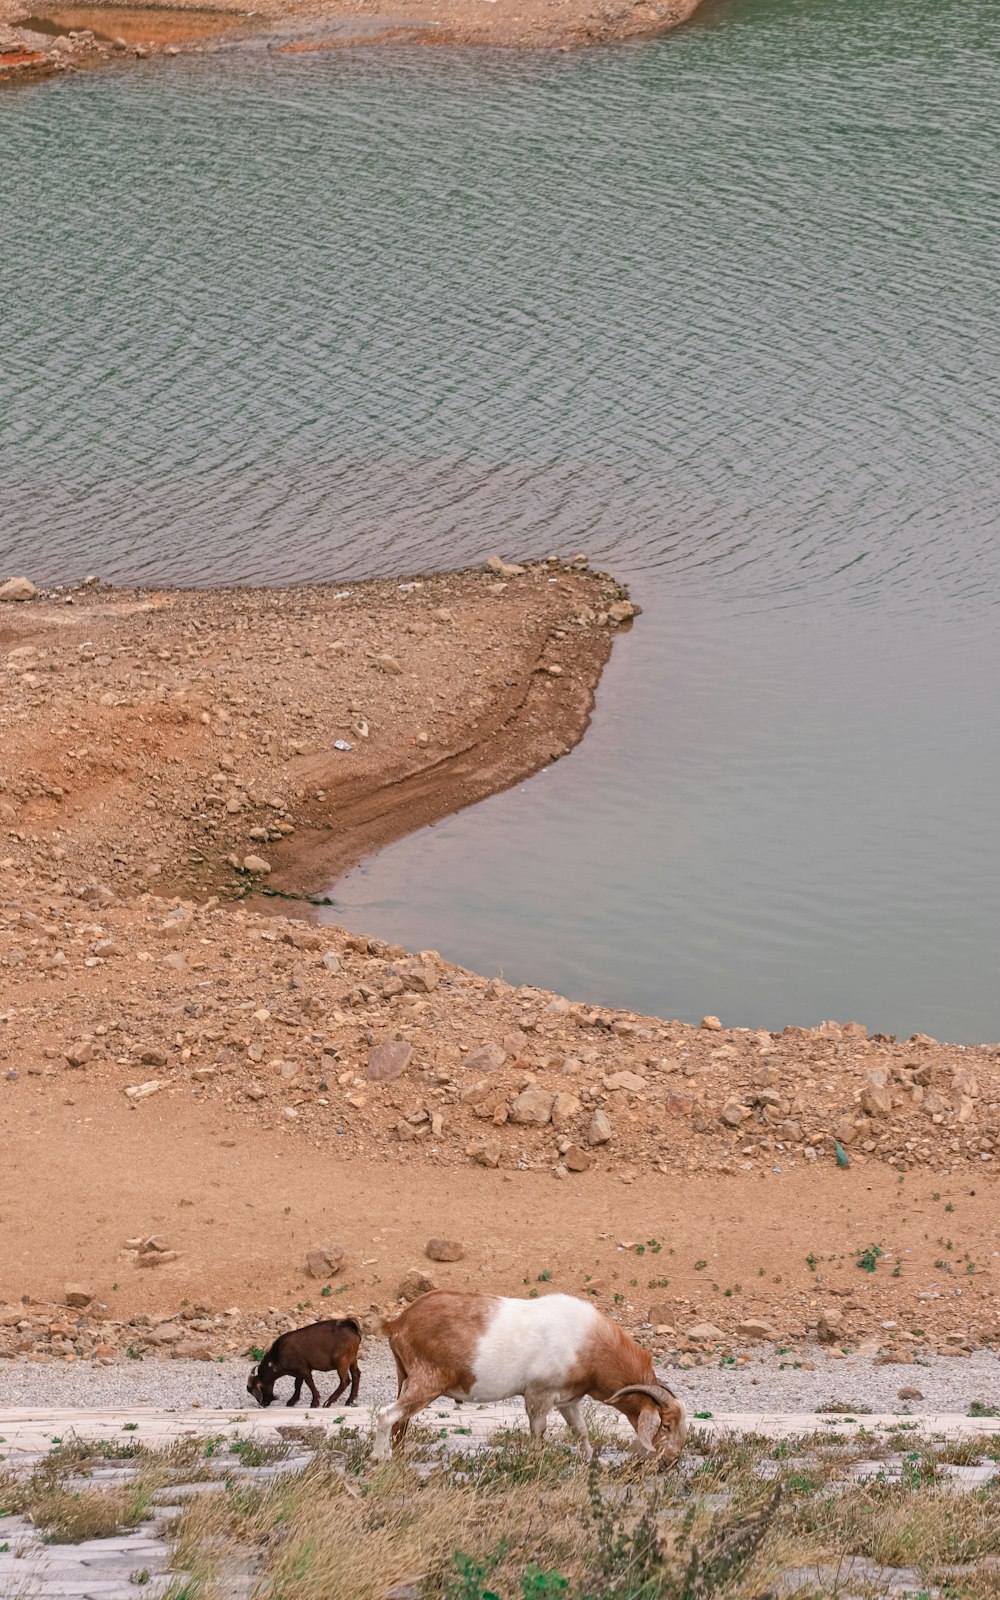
[247,1317,361,1409]
[373,1291,686,1465]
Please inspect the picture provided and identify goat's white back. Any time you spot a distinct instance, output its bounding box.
[463,1293,601,1401]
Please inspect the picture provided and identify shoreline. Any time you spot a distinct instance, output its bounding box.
[0,557,633,905]
[0,0,705,84]
[2,557,999,1353]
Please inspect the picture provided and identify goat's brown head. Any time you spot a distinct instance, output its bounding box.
[246,1360,279,1408]
[607,1380,687,1467]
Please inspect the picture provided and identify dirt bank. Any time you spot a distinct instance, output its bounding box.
[2,556,999,1366]
[0,0,704,84]
[0,557,631,902]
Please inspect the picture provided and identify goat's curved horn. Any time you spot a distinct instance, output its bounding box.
[606,1382,677,1406]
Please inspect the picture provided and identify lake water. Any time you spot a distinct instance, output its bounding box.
[3,0,998,1039]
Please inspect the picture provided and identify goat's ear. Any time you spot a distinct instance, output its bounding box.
[633,1400,659,1457]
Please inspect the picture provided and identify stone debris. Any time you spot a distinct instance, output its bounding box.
[425,1238,464,1262]
[124,1078,168,1101]
[367,1038,413,1082]
[0,576,37,601]
[305,1242,346,1279]
[397,1267,435,1301]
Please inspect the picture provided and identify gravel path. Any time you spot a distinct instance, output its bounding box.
[2,1345,997,1417]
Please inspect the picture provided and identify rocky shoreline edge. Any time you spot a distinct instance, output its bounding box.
[2,554,998,1362]
[0,0,704,86]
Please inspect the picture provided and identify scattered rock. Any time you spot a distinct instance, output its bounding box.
[898,1386,924,1401]
[425,1238,464,1262]
[461,1042,506,1073]
[64,1041,93,1068]
[64,1284,92,1309]
[818,1308,845,1345]
[0,577,37,602]
[509,1085,555,1125]
[485,555,525,578]
[701,1015,723,1031]
[604,1071,647,1094]
[687,1322,726,1344]
[474,1138,502,1168]
[588,1110,613,1145]
[242,855,271,875]
[563,1144,591,1172]
[551,1091,582,1127]
[397,1268,435,1301]
[305,1243,346,1280]
[736,1318,779,1343]
[401,963,438,993]
[861,1077,893,1117]
[367,1039,413,1082]
[124,1079,167,1102]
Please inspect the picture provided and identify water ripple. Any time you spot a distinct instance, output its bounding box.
[2,0,999,1034]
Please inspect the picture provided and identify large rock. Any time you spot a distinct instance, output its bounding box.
[665,1089,694,1117]
[367,1039,413,1081]
[720,1102,746,1128]
[461,1042,506,1073]
[397,1268,435,1301]
[485,555,525,578]
[736,1318,779,1343]
[550,1091,582,1127]
[401,963,439,993]
[509,1086,555,1125]
[563,1144,592,1172]
[687,1322,726,1344]
[64,1284,93,1309]
[425,1238,464,1262]
[604,1071,647,1094]
[588,1110,613,1145]
[818,1308,845,1344]
[700,1015,723,1032]
[0,577,37,602]
[306,1242,346,1280]
[242,855,271,875]
[860,1081,892,1117]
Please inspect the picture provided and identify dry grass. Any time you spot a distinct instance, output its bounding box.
[4,1428,1000,1595]
[28,1480,151,1543]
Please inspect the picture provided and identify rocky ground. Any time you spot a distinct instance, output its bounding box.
[1,557,999,1375]
[0,0,704,84]
[4,1344,1000,1417]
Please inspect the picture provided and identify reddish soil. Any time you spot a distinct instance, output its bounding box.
[1,559,999,1367]
[0,0,705,84]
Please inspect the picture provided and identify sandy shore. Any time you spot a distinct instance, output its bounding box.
[0,0,705,84]
[1,557,999,1366]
